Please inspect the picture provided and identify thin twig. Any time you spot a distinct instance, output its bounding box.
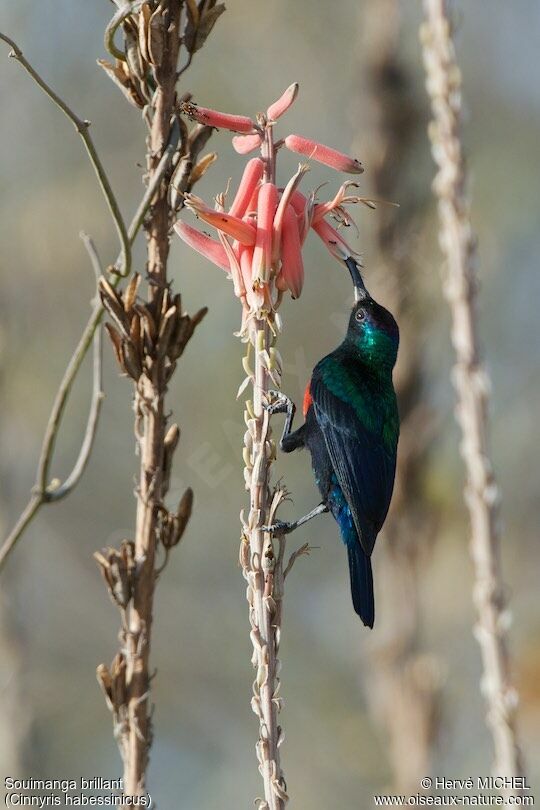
[0,33,131,277]
[421,0,524,788]
[0,127,180,572]
[50,318,103,501]
[80,232,104,280]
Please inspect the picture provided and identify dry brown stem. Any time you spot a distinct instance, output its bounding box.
[93,0,220,794]
[421,0,523,787]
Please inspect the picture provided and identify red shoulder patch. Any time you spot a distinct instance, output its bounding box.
[302,382,313,417]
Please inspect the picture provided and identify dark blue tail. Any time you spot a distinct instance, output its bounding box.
[347,542,374,628]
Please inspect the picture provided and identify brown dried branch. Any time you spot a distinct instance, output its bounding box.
[421,0,524,787]
[94,0,219,794]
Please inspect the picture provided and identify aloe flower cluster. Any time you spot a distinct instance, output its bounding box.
[175,82,372,328]
[174,84,371,808]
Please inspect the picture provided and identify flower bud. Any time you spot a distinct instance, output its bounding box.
[181,101,256,134]
[232,133,263,154]
[266,82,299,121]
[284,134,364,174]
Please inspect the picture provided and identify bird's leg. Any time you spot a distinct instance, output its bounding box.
[262,502,328,535]
[265,389,305,452]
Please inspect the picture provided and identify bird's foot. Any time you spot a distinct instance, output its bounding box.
[264,390,293,416]
[261,519,294,536]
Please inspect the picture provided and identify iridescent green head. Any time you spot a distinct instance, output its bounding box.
[343,259,399,369]
[346,298,399,369]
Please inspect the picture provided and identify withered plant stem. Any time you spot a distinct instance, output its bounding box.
[123,4,183,793]
[357,0,442,793]
[422,0,523,789]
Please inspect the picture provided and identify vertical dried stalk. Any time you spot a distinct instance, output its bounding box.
[421,0,523,784]
[95,0,220,794]
[124,5,183,792]
[356,0,442,791]
[239,129,288,810]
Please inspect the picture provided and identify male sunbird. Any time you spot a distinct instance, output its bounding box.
[266,259,399,627]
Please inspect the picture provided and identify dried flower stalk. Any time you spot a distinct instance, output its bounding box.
[357,0,443,792]
[0,0,222,793]
[94,0,220,794]
[421,0,524,787]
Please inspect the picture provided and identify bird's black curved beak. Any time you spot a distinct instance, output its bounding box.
[344,257,369,301]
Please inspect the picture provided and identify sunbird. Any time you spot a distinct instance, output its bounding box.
[266,259,399,627]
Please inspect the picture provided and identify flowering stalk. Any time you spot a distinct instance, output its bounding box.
[176,84,366,808]
[421,0,524,789]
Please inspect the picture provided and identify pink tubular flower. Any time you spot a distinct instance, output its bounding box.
[229,158,264,218]
[284,134,364,174]
[175,82,374,321]
[173,221,230,271]
[312,218,358,261]
[278,205,304,299]
[180,101,255,134]
[232,133,263,154]
[183,193,257,245]
[251,183,278,287]
[267,82,299,121]
[289,190,315,244]
[272,164,309,262]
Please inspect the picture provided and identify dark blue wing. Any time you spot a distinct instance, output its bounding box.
[311,368,397,556]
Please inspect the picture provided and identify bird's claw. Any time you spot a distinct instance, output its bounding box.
[264,390,292,415]
[262,520,292,536]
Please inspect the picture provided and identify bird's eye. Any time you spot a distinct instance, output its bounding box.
[355,309,365,322]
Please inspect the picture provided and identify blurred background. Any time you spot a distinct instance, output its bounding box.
[0,0,539,806]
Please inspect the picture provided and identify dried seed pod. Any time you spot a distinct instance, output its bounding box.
[157,306,178,360]
[129,312,142,348]
[175,487,194,538]
[96,663,114,711]
[97,59,146,109]
[189,152,218,185]
[123,272,141,313]
[123,18,146,84]
[147,5,164,67]
[137,302,158,342]
[99,278,130,337]
[104,323,124,368]
[162,423,180,496]
[138,3,151,63]
[110,652,127,709]
[183,3,226,54]
[93,541,136,609]
[121,340,143,380]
